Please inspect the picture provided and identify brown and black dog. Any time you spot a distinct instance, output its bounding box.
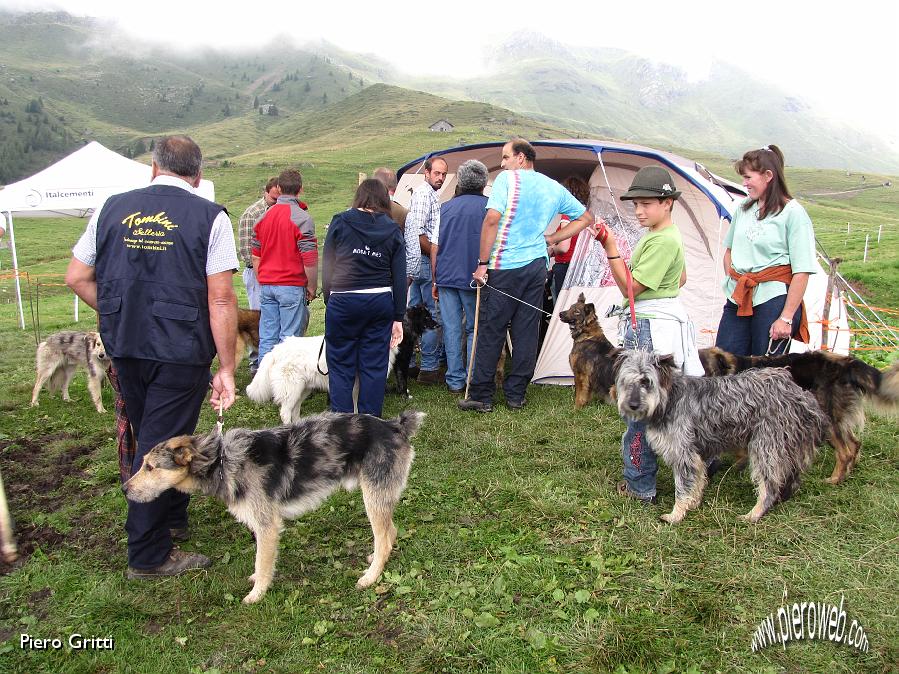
[700,347,899,484]
[235,308,261,367]
[559,293,621,408]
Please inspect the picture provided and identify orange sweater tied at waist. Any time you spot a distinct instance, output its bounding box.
[728,264,810,343]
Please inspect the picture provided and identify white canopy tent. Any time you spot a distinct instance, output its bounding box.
[0,141,215,328]
[395,139,850,386]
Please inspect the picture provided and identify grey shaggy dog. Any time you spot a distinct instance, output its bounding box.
[614,350,829,524]
[31,330,110,412]
[123,410,424,603]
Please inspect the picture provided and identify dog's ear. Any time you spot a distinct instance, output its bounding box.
[612,352,625,377]
[578,292,586,303]
[584,302,596,319]
[655,354,676,391]
[656,353,677,370]
[172,438,196,467]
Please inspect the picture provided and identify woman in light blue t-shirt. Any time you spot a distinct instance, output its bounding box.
[716,144,817,356]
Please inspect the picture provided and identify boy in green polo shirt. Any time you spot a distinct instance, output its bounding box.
[595,166,703,504]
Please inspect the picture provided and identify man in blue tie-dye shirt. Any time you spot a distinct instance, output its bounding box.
[459,139,595,412]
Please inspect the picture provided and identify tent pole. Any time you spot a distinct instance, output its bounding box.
[6,211,25,330]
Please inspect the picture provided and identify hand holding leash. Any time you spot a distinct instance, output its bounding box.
[390,321,404,349]
[472,263,488,288]
[591,218,611,246]
[210,370,236,411]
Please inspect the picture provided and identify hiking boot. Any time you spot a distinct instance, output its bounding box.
[417,370,442,385]
[170,527,190,543]
[126,548,211,579]
[457,398,493,413]
[447,386,465,397]
[616,481,658,506]
[506,397,527,410]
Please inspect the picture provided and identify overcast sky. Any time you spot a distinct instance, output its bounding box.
[4,0,898,144]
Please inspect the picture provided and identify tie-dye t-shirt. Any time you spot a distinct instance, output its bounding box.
[485,170,587,270]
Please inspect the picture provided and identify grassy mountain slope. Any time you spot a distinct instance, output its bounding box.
[398,33,899,174]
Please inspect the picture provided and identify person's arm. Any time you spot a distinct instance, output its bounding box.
[321,218,340,304]
[390,232,406,348]
[723,248,732,276]
[472,209,501,285]
[65,258,98,310]
[771,202,817,340]
[208,270,237,410]
[680,268,687,287]
[405,191,427,279]
[296,212,318,301]
[546,210,595,246]
[237,209,253,267]
[770,273,809,340]
[598,230,648,298]
[419,233,433,257]
[430,243,439,300]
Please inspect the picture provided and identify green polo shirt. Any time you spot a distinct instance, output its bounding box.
[723,198,817,306]
[625,223,685,306]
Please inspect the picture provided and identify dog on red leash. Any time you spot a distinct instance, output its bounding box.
[558,293,621,408]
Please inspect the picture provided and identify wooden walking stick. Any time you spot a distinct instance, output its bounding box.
[0,469,18,563]
[464,283,482,401]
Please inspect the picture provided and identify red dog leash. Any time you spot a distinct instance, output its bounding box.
[594,222,638,332]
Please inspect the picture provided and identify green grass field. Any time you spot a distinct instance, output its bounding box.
[0,150,896,673]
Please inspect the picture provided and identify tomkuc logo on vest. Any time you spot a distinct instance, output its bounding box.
[121,211,180,252]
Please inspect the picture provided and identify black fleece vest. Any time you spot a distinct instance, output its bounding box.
[95,184,225,365]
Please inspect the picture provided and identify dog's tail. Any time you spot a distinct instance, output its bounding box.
[869,360,899,414]
[246,353,273,403]
[395,410,426,439]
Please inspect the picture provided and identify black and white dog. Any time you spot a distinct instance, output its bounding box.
[614,350,829,524]
[123,411,424,603]
[393,304,439,397]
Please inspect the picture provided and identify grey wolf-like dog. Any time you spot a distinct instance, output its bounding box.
[122,410,424,603]
[31,330,110,413]
[614,350,829,524]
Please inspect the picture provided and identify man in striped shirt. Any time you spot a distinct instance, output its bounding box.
[238,177,280,311]
[459,139,594,412]
[405,156,447,383]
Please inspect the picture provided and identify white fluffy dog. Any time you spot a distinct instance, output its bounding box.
[246,336,397,423]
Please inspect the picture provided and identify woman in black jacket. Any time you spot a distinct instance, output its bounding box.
[322,179,406,416]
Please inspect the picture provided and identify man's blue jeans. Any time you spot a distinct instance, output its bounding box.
[408,258,443,372]
[258,285,308,365]
[438,286,477,390]
[620,318,658,499]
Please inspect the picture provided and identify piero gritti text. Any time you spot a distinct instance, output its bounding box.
[20,633,115,651]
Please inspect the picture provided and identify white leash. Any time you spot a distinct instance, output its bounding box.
[469,279,552,317]
[216,398,227,482]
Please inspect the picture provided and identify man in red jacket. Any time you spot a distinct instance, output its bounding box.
[252,168,318,364]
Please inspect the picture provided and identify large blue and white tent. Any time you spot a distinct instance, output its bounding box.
[396,139,849,384]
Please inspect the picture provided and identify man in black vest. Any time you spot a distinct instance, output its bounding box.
[66,135,238,578]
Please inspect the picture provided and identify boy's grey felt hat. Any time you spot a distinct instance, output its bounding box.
[619,166,681,200]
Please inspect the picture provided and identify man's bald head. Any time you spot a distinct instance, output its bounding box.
[373,167,398,194]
